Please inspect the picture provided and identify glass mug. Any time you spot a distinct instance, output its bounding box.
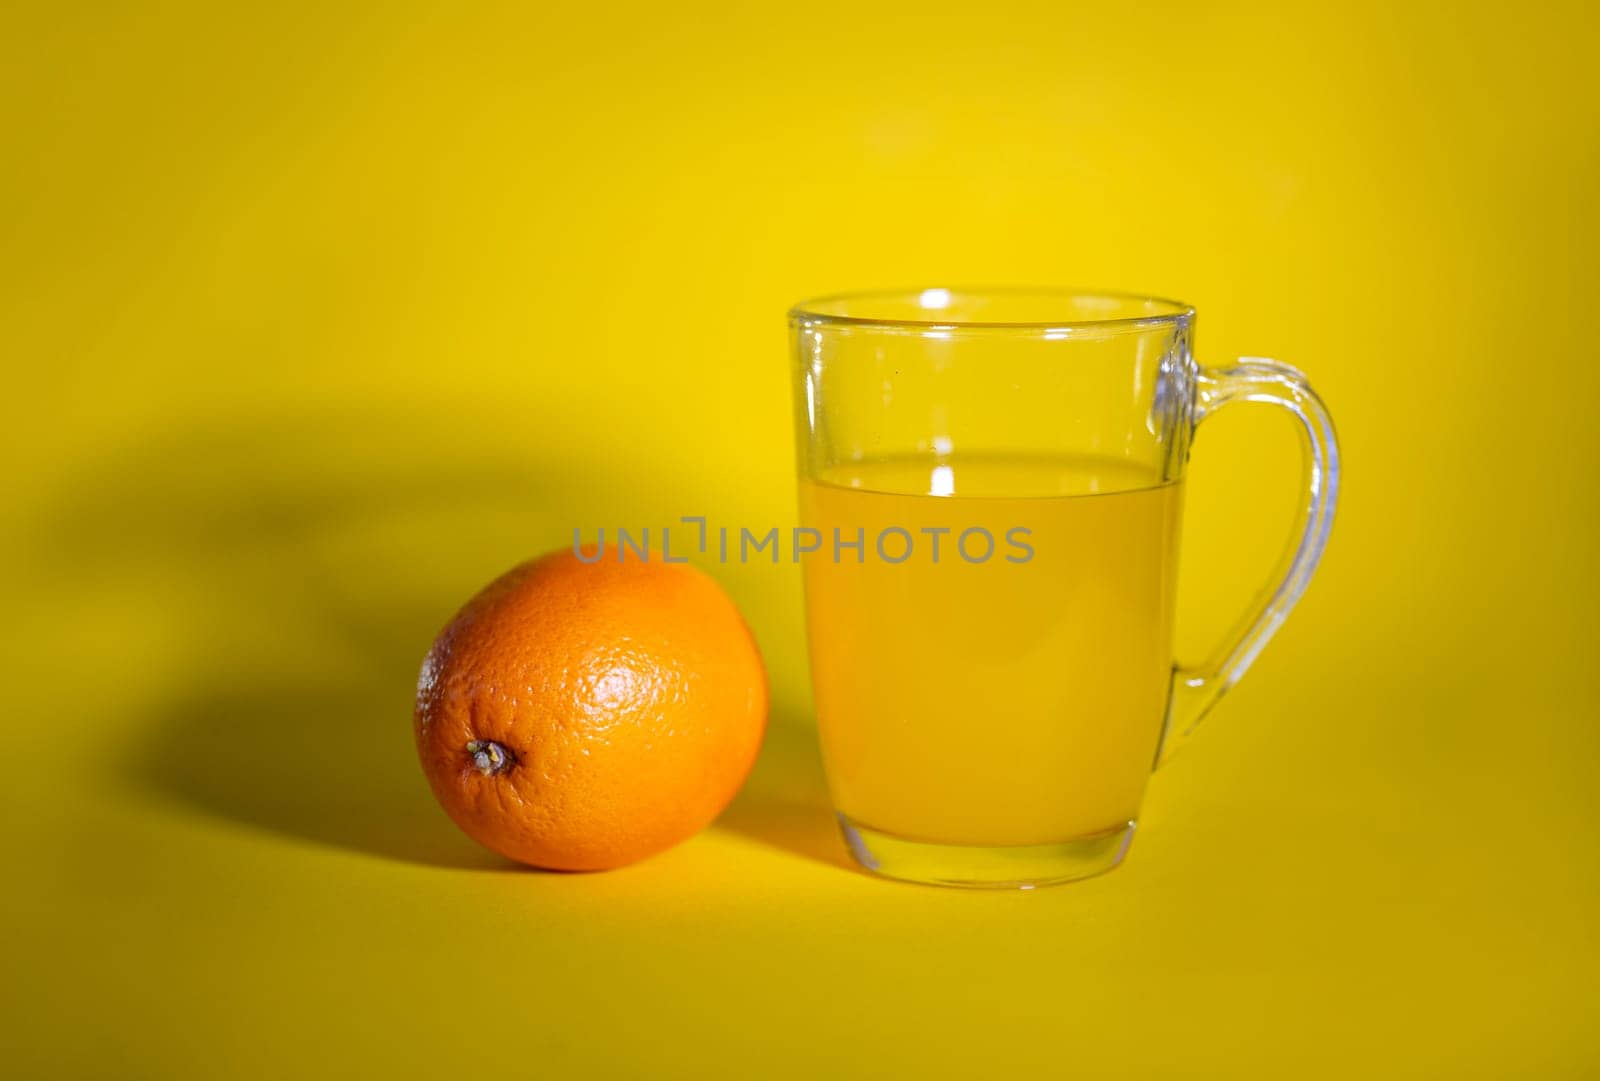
[789,288,1338,888]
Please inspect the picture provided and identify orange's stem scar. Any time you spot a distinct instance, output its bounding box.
[465,740,515,776]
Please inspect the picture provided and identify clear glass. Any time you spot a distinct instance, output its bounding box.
[789,287,1339,888]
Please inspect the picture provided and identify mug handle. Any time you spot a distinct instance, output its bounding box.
[1156,358,1341,766]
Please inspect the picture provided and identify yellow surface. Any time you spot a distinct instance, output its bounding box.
[802,460,1181,845]
[3,2,1596,1077]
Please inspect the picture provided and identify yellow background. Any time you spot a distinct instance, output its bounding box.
[5,2,1597,1077]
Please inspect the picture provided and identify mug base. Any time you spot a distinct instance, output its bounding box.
[837,815,1137,889]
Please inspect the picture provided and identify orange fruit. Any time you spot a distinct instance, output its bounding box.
[415,548,767,870]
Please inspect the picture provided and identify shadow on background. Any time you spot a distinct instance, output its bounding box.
[29,410,832,870]
[716,708,847,868]
[141,679,508,869]
[72,412,569,869]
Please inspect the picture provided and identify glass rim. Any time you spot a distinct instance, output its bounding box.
[788,286,1195,332]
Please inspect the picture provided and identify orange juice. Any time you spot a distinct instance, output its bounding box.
[799,455,1182,847]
